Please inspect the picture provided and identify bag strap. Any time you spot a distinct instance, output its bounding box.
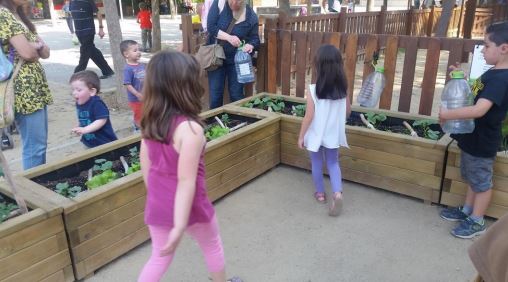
[218,18,237,46]
[10,57,23,80]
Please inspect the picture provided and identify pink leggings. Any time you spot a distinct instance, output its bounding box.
[138,216,225,282]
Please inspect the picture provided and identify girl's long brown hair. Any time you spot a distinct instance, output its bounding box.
[141,51,204,143]
[0,0,36,33]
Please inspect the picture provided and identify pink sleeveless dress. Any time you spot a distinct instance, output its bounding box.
[143,115,215,227]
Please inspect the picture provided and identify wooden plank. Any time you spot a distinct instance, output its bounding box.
[294,32,307,98]
[419,37,441,115]
[309,32,324,84]
[267,30,277,93]
[39,269,66,282]
[0,215,64,259]
[379,36,399,110]
[441,192,507,219]
[256,43,267,92]
[280,30,292,95]
[2,250,71,282]
[65,182,145,231]
[68,195,146,246]
[0,232,68,280]
[398,37,418,112]
[73,212,146,262]
[362,35,378,81]
[74,226,149,280]
[281,153,311,170]
[445,39,465,82]
[344,34,358,101]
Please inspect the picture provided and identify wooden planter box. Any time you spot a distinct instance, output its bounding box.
[342,107,452,203]
[17,135,148,280]
[442,142,508,219]
[227,93,307,169]
[0,182,73,282]
[203,107,281,201]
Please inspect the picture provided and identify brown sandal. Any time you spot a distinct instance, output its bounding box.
[314,192,326,204]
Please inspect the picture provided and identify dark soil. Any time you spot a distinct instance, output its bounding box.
[205,113,259,128]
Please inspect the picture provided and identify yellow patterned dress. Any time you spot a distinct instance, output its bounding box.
[0,7,52,115]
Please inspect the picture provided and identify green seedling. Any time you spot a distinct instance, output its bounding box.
[126,147,141,175]
[55,182,82,198]
[205,125,230,141]
[0,202,18,222]
[291,104,306,117]
[86,170,118,190]
[365,112,387,127]
[412,119,440,140]
[92,158,113,173]
[220,114,231,127]
[242,96,285,112]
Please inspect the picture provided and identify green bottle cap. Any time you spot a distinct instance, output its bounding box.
[450,70,465,79]
[375,66,385,73]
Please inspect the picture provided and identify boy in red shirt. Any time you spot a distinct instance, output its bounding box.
[137,2,152,52]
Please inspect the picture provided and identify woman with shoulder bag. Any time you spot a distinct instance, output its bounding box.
[0,0,52,170]
[206,0,260,109]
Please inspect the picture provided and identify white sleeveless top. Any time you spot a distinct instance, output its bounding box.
[304,84,349,152]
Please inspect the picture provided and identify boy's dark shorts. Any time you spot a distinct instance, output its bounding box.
[460,150,495,193]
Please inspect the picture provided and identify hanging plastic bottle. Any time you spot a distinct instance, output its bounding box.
[441,70,475,134]
[234,41,255,84]
[357,65,386,108]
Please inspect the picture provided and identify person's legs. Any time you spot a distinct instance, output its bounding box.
[147,30,152,49]
[15,107,48,170]
[74,34,94,73]
[324,148,342,194]
[226,63,244,103]
[208,67,226,109]
[86,35,115,76]
[141,29,147,50]
[310,147,325,194]
[138,225,175,282]
[187,216,226,281]
[66,17,74,34]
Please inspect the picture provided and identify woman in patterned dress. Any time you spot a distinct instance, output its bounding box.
[0,0,53,170]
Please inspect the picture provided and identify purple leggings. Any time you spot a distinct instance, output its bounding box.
[138,216,225,281]
[309,147,343,194]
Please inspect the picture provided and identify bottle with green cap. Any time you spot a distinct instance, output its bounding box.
[234,41,255,84]
[357,65,386,108]
[441,70,475,134]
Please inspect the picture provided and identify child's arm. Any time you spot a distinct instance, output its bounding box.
[140,139,150,186]
[439,98,493,123]
[346,95,351,118]
[298,90,315,149]
[124,84,143,100]
[160,121,206,256]
[72,119,107,135]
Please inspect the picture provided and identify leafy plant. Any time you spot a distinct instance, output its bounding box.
[92,159,113,173]
[364,112,387,127]
[0,202,18,222]
[127,147,141,175]
[220,114,231,127]
[205,125,230,141]
[291,104,306,117]
[412,119,440,140]
[86,170,118,190]
[55,182,82,198]
[242,97,285,112]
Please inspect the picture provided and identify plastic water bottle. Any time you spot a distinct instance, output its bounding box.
[357,66,386,108]
[234,43,255,84]
[441,70,475,134]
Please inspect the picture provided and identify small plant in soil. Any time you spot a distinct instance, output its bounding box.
[291,104,306,117]
[205,124,230,141]
[243,97,285,112]
[55,182,82,198]
[0,201,18,223]
[126,147,141,175]
[365,112,387,127]
[412,119,440,140]
[86,159,118,190]
[220,114,231,127]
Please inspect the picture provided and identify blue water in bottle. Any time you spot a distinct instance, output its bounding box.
[234,44,255,84]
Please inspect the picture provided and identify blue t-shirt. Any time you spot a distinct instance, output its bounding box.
[76,96,118,148]
[70,0,98,37]
[123,63,145,102]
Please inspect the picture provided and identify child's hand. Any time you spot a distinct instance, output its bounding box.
[298,136,304,149]
[438,106,448,126]
[160,228,184,256]
[72,127,87,136]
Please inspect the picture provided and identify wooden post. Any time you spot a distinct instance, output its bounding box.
[456,0,466,37]
[181,14,193,54]
[278,11,290,30]
[462,0,476,40]
[338,7,347,33]
[405,8,414,35]
[376,5,388,35]
[426,6,435,37]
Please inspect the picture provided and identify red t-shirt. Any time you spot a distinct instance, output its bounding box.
[137,10,152,29]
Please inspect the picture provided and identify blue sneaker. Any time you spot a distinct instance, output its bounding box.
[451,217,486,239]
[440,206,468,222]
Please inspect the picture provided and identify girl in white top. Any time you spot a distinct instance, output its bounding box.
[298,44,351,216]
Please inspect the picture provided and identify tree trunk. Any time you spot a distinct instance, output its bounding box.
[366,0,374,11]
[152,0,162,52]
[103,0,128,108]
[279,0,291,15]
[169,0,177,18]
[435,0,454,37]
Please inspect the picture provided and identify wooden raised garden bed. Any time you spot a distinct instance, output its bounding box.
[0,182,73,282]
[17,135,147,280]
[203,107,281,201]
[442,142,508,219]
[227,93,307,169]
